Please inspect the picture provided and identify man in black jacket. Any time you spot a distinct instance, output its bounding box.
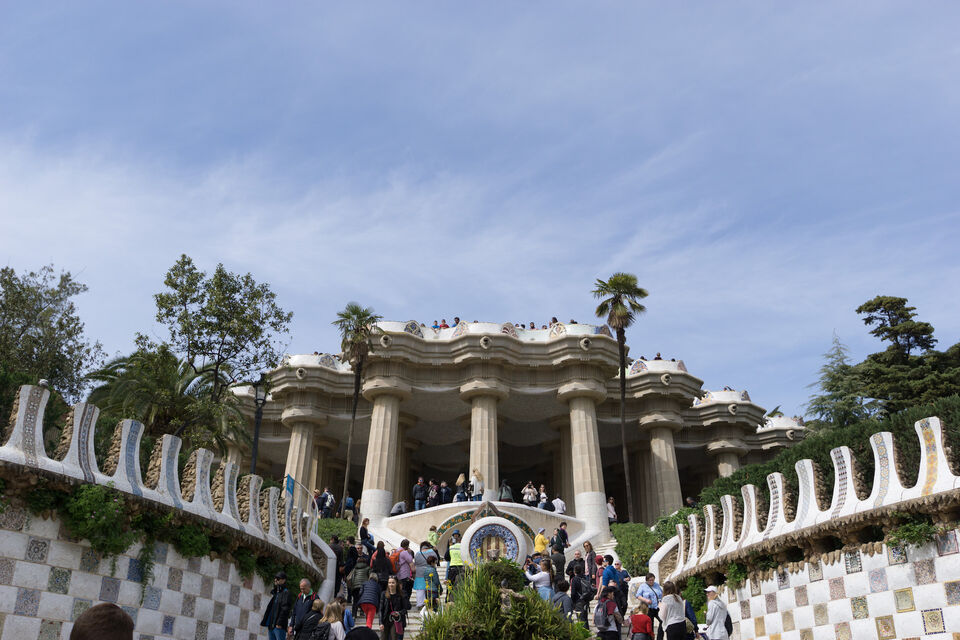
[289,578,317,636]
[329,535,344,597]
[412,477,428,511]
[261,572,292,640]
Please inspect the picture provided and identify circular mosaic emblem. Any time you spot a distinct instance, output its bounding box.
[461,517,527,566]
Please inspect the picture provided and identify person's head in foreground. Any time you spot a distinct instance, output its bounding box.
[71,603,134,640]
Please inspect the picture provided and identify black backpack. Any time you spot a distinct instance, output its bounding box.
[724,612,733,635]
[310,621,331,640]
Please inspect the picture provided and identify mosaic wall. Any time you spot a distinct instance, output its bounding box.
[722,532,960,639]
[0,506,271,640]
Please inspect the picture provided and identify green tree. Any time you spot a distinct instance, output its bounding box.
[153,255,292,401]
[332,303,382,512]
[594,272,648,523]
[805,334,879,430]
[0,265,103,402]
[856,296,937,360]
[86,342,245,451]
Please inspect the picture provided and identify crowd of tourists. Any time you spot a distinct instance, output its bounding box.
[404,471,569,514]
[426,317,579,331]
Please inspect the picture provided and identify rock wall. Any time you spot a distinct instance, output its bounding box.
[0,506,272,640]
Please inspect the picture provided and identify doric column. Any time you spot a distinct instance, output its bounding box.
[640,413,683,518]
[308,438,339,492]
[558,381,609,543]
[281,409,326,508]
[707,440,747,478]
[460,379,508,502]
[641,447,659,524]
[550,416,574,512]
[360,377,411,523]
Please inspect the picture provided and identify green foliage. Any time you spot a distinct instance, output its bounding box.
[805,334,880,430]
[153,254,292,400]
[592,272,648,331]
[682,575,707,622]
[172,524,211,558]
[24,481,66,514]
[886,512,939,548]
[315,518,358,542]
[233,548,257,579]
[63,484,137,558]
[751,555,779,571]
[0,265,104,405]
[652,508,697,545]
[856,296,937,359]
[611,523,661,576]
[419,562,590,640]
[725,562,747,588]
[481,558,526,591]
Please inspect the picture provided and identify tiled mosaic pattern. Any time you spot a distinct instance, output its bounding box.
[937,531,959,556]
[0,513,273,640]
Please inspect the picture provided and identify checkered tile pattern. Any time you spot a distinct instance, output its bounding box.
[726,527,960,639]
[0,507,268,639]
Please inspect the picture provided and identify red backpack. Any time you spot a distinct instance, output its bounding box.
[388,548,402,573]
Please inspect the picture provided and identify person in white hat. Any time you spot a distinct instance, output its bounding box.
[704,586,730,640]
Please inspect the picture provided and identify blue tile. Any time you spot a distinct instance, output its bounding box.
[15,588,40,616]
[152,542,169,565]
[143,586,162,610]
[99,577,120,603]
[126,558,143,582]
[121,605,139,625]
[162,615,175,635]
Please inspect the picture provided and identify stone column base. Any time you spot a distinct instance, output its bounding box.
[360,488,393,525]
[574,490,610,545]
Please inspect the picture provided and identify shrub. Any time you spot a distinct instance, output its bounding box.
[610,523,661,576]
[886,512,939,548]
[725,562,747,588]
[482,558,526,591]
[62,484,137,557]
[315,518,358,542]
[173,524,211,558]
[681,574,706,622]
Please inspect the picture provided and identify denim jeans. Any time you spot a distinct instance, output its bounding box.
[414,499,426,511]
[472,495,482,501]
[268,627,286,640]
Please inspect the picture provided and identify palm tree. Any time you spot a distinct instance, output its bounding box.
[332,303,383,515]
[594,272,648,523]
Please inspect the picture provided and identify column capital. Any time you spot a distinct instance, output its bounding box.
[280,407,328,428]
[706,439,749,457]
[362,376,412,401]
[404,438,421,451]
[314,437,340,452]
[638,411,684,433]
[557,380,606,404]
[459,379,509,402]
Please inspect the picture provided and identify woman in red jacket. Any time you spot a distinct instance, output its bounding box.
[629,602,654,640]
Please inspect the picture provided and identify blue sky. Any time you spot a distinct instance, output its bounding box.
[1,2,958,417]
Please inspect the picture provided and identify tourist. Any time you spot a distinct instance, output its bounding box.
[290,578,318,637]
[261,572,292,640]
[324,602,347,640]
[550,544,566,577]
[599,555,620,599]
[70,602,134,640]
[335,595,355,632]
[551,579,574,618]
[347,555,371,619]
[294,598,324,640]
[614,560,630,616]
[654,353,662,360]
[313,489,325,512]
[550,527,566,550]
[470,468,484,501]
[635,573,664,640]
[426,525,439,549]
[685,497,698,509]
[529,320,537,329]
[524,557,555,600]
[570,564,592,624]
[593,555,605,593]
[426,479,440,507]
[582,541,597,583]
[541,324,547,329]
[444,530,465,585]
[431,320,439,330]
[439,319,449,328]
[322,487,336,519]
[343,492,355,521]
[359,518,375,554]
[379,575,410,640]
[660,581,686,640]
[684,599,699,640]
[552,494,566,514]
[371,542,393,591]
[558,521,570,548]
[412,477,427,511]
[594,586,623,640]
[569,319,577,324]
[629,603,654,640]
[452,317,460,327]
[565,549,585,579]
[521,481,538,507]
[439,480,452,504]
[534,527,549,554]
[704,586,729,640]
[328,536,344,597]
[498,479,513,501]
[550,317,559,326]
[607,496,617,525]
[423,555,442,611]
[413,540,440,609]
[356,572,382,629]
[455,473,469,501]
[538,484,549,509]
[390,499,407,516]
[396,539,416,600]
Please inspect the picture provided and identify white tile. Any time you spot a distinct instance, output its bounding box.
[174,615,197,638]
[37,591,73,621]
[46,540,83,570]
[181,571,201,595]
[24,516,59,538]
[12,561,49,590]
[0,585,18,614]
[0,613,41,640]
[195,596,214,621]
[67,570,101,598]
[158,589,183,616]
[0,532,29,559]
[136,608,165,635]
[213,578,231,602]
[117,579,141,607]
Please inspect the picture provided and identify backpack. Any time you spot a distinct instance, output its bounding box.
[309,621,331,640]
[325,494,336,508]
[389,548,402,573]
[724,611,733,635]
[593,600,614,631]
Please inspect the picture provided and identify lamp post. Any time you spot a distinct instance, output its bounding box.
[250,374,268,475]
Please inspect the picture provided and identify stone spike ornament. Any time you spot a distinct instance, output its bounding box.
[651,413,960,582]
[0,385,335,601]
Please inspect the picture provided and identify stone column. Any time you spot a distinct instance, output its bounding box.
[641,416,683,518]
[707,440,747,479]
[281,409,326,508]
[360,378,411,523]
[309,438,340,492]
[460,379,508,502]
[558,381,609,543]
[640,447,659,524]
[550,416,575,513]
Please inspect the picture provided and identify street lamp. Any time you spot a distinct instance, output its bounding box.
[250,374,268,475]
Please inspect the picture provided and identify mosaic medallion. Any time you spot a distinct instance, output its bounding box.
[914,558,936,584]
[945,580,960,606]
[850,596,868,619]
[869,567,888,593]
[922,608,945,634]
[937,530,959,556]
[887,544,907,565]
[894,587,915,612]
[834,621,851,640]
[466,522,521,564]
[875,615,896,640]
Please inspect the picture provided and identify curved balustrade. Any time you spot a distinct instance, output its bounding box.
[0,385,336,601]
[650,415,960,581]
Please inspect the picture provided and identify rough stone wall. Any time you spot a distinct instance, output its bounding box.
[0,506,270,640]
